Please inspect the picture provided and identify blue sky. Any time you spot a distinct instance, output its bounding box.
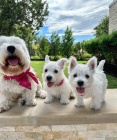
[38,0,112,43]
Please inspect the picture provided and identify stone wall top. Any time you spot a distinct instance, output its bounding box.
[0,89,117,126]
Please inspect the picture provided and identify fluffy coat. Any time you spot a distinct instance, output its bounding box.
[68,56,108,110]
[0,36,45,112]
[43,55,74,104]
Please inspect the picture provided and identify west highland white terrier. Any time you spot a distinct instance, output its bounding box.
[0,36,46,112]
[43,55,74,105]
[68,56,108,110]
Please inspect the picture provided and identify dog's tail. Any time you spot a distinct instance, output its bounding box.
[97,60,105,71]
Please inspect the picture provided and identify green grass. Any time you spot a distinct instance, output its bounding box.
[31,61,117,89]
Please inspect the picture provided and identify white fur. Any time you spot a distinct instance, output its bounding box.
[68,56,108,110]
[43,55,74,105]
[0,36,46,112]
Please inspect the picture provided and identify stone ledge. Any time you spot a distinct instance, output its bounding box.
[0,89,117,126]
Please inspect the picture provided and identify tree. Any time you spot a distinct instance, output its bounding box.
[0,0,49,36]
[61,27,74,58]
[49,31,60,59]
[74,42,81,55]
[94,15,109,37]
[37,36,49,59]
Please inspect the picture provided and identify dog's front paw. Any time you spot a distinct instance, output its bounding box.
[44,98,53,104]
[25,99,37,106]
[60,99,70,105]
[0,105,10,113]
[36,90,47,99]
[90,103,101,110]
[0,103,10,113]
[75,102,85,107]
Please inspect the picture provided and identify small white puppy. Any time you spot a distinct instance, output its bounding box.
[43,55,74,105]
[68,56,108,110]
[0,36,45,112]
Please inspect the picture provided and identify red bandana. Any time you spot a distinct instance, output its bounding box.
[4,68,39,90]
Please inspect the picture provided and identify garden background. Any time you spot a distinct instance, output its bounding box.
[0,0,117,88]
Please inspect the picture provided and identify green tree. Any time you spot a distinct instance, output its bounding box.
[61,27,74,58]
[0,0,49,36]
[74,42,81,55]
[37,36,49,59]
[49,31,60,59]
[94,15,109,37]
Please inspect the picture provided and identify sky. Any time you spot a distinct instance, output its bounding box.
[38,0,112,43]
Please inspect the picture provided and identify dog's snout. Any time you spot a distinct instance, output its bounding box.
[77,80,84,86]
[7,46,15,53]
[46,76,52,81]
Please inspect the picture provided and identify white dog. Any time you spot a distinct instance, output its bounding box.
[43,55,74,105]
[68,56,108,110]
[0,36,45,112]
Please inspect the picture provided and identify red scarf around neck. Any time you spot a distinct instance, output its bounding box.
[4,68,39,90]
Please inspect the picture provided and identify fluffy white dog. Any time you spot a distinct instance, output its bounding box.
[43,55,74,105]
[68,56,108,110]
[0,36,45,112]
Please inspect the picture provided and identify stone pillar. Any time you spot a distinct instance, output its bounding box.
[109,0,117,33]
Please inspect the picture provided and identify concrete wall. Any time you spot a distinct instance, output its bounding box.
[109,0,117,33]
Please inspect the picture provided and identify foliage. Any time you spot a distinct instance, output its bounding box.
[49,31,60,59]
[36,36,49,59]
[82,31,117,64]
[61,27,74,58]
[0,0,49,36]
[94,15,109,37]
[74,42,81,55]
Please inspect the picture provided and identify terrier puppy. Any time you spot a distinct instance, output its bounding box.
[0,36,45,112]
[43,55,74,105]
[68,56,107,110]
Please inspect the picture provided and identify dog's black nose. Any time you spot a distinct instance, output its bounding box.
[46,76,52,81]
[7,46,15,53]
[77,81,84,86]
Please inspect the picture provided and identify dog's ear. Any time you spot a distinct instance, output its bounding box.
[57,58,68,69]
[45,55,50,63]
[87,56,97,71]
[69,56,77,72]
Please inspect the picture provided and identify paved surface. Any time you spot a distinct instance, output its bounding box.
[0,124,117,139]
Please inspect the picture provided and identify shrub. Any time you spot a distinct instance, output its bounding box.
[82,31,117,64]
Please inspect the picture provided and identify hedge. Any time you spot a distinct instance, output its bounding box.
[82,31,117,64]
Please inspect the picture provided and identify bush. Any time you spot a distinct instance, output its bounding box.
[82,31,117,64]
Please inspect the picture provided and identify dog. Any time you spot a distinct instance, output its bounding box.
[68,56,108,110]
[0,36,46,112]
[43,55,74,105]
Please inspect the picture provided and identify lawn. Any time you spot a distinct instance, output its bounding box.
[31,61,117,89]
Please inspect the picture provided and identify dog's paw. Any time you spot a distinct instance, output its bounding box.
[44,98,53,104]
[60,99,70,105]
[90,103,101,110]
[24,99,37,106]
[0,104,10,113]
[36,90,47,99]
[75,102,85,107]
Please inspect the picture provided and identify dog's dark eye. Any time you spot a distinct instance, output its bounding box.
[54,70,58,73]
[85,74,89,78]
[45,69,48,72]
[73,74,77,78]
